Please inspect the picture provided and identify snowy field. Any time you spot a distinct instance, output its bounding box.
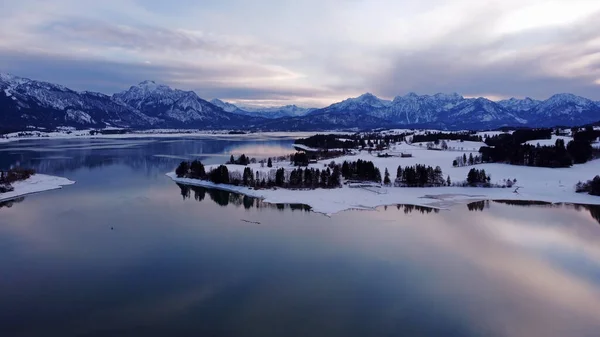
[0,174,75,203]
[168,141,600,216]
[410,140,486,152]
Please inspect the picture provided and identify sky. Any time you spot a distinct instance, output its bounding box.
[1,0,599,107]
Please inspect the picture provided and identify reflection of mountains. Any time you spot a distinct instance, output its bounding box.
[177,184,312,212]
[6,138,293,176]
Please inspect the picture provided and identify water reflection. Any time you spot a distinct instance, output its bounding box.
[467,200,489,212]
[177,184,312,212]
[0,137,296,176]
[4,137,600,337]
[491,200,600,225]
[0,197,24,209]
[395,204,440,214]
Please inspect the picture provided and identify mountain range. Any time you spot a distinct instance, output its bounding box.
[1,73,600,131]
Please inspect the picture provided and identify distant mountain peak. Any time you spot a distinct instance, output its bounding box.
[2,72,600,131]
[358,92,377,99]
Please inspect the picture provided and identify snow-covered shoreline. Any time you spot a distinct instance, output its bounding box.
[0,174,75,203]
[166,170,600,216]
[0,129,350,143]
[165,137,600,215]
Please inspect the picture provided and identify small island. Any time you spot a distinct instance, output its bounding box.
[167,127,600,215]
[0,168,75,203]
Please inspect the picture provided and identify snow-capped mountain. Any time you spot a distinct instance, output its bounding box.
[113,81,250,126]
[278,92,600,130]
[210,99,243,114]
[211,99,314,119]
[0,74,157,128]
[526,93,600,126]
[369,92,464,125]
[440,97,527,129]
[310,93,391,116]
[0,74,263,129]
[2,72,600,131]
[498,97,541,112]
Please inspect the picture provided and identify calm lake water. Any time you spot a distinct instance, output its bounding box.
[2,136,600,337]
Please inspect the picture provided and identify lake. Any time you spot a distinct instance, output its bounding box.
[1,136,600,337]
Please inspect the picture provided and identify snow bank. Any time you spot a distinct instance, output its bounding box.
[0,174,75,203]
[166,143,600,215]
[292,144,319,152]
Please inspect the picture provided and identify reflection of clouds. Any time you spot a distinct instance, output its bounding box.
[66,287,220,335]
[4,158,600,337]
[331,206,600,336]
[416,210,600,336]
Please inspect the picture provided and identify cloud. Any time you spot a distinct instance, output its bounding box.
[0,0,599,106]
[370,8,600,100]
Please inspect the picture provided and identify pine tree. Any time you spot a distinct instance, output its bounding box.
[229,155,235,164]
[434,166,443,186]
[275,168,285,186]
[267,158,273,168]
[175,161,190,178]
[446,175,451,186]
[468,153,474,165]
[329,166,341,188]
[189,160,206,179]
[383,168,391,185]
[320,169,329,188]
[342,161,350,178]
[243,167,254,186]
[463,153,467,165]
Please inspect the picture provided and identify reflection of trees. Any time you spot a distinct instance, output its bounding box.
[493,200,553,207]
[394,204,439,214]
[467,200,489,212]
[0,197,25,210]
[177,184,311,212]
[571,204,600,225]
[491,201,600,225]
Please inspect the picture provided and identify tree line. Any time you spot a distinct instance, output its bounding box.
[576,176,600,196]
[453,153,483,167]
[394,164,446,187]
[411,131,482,144]
[0,167,36,193]
[480,137,592,167]
[466,168,491,187]
[175,160,342,189]
[479,127,598,168]
[295,133,411,151]
[228,154,251,166]
[295,134,355,150]
[341,159,382,182]
[484,129,552,147]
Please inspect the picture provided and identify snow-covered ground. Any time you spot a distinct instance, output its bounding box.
[0,174,75,203]
[411,140,486,152]
[0,129,350,143]
[167,142,600,216]
[524,135,573,147]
